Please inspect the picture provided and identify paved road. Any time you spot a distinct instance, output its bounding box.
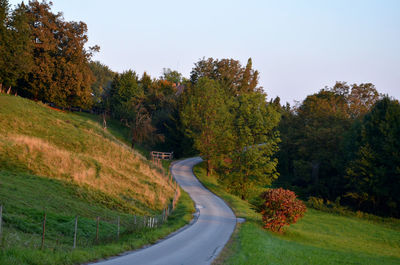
[94,157,236,265]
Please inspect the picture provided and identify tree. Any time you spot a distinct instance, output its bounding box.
[89,61,115,106]
[292,89,351,198]
[348,83,379,118]
[0,0,11,86]
[190,57,260,95]
[222,92,281,199]
[8,3,34,88]
[14,0,96,108]
[345,97,400,217]
[181,77,233,175]
[162,68,182,84]
[109,70,143,121]
[129,102,163,149]
[0,0,33,89]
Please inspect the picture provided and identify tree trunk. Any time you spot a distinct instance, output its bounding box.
[311,160,320,185]
[206,160,212,176]
[102,113,107,129]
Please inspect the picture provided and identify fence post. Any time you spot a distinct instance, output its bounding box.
[41,212,46,250]
[0,205,3,243]
[96,216,99,242]
[73,216,78,249]
[117,216,120,240]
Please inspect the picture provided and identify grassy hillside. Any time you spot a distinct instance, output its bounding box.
[0,94,195,264]
[193,163,400,265]
[0,94,174,213]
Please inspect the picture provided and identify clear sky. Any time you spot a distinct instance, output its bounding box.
[9,0,400,104]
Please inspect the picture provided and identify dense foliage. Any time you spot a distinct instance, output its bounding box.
[345,97,400,217]
[277,82,399,217]
[182,58,281,199]
[0,0,96,108]
[260,188,306,232]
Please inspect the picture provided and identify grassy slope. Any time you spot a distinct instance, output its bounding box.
[193,163,400,265]
[0,94,195,264]
[0,94,174,213]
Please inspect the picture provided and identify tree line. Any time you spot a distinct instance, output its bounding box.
[91,58,281,202]
[276,83,400,217]
[1,0,398,218]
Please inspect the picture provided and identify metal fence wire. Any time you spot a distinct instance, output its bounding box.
[0,198,177,250]
[0,161,180,250]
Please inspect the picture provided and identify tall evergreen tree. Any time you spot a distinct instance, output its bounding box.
[345,97,400,217]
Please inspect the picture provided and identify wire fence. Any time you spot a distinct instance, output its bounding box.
[0,194,178,251]
[0,159,180,251]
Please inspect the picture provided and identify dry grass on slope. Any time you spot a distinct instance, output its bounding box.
[0,95,175,214]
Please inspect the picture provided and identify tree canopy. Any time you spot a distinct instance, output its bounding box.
[0,0,96,108]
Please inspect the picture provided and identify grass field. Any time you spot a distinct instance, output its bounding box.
[193,163,400,265]
[0,94,195,264]
[0,94,176,213]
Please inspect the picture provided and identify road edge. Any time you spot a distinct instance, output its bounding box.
[87,158,200,265]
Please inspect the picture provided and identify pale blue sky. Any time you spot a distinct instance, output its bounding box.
[10,0,400,103]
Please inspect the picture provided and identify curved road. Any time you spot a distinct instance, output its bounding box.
[94,157,236,265]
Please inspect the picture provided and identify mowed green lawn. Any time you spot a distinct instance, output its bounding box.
[193,163,400,265]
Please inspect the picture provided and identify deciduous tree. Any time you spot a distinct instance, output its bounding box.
[222,92,281,199]
[181,77,233,175]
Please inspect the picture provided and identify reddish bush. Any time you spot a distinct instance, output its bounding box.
[260,188,306,232]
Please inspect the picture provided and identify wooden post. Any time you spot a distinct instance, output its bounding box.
[102,113,107,129]
[96,216,99,242]
[73,216,78,249]
[117,216,120,240]
[41,212,46,250]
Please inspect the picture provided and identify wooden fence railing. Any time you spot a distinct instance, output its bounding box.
[151,151,174,160]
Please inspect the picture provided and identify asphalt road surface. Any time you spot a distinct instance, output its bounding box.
[93,157,236,265]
